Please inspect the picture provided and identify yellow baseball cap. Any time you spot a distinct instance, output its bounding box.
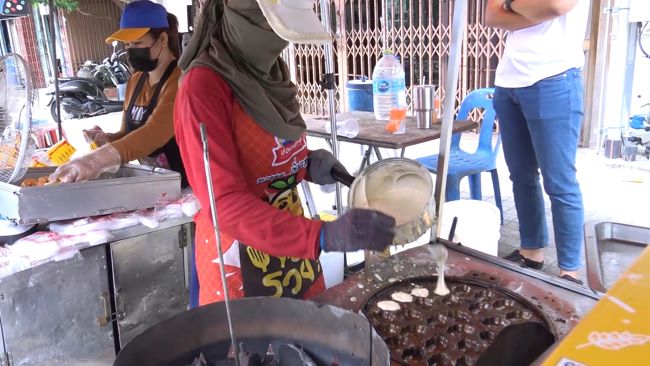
[105,1,169,44]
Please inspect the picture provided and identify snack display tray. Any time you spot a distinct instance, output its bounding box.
[0,165,181,225]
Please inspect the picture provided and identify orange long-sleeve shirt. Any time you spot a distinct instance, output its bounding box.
[111,67,181,164]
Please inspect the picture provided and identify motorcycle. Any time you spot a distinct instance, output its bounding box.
[91,40,130,98]
[48,41,130,121]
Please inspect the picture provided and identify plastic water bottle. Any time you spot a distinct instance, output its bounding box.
[372,50,407,121]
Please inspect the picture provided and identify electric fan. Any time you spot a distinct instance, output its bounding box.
[0,53,36,184]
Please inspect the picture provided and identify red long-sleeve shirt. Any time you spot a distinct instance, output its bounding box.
[174,66,324,304]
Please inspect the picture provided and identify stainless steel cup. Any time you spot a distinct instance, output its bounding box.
[412,85,437,129]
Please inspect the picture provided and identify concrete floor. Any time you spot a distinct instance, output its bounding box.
[46,108,650,286]
[303,128,650,284]
[490,145,649,282]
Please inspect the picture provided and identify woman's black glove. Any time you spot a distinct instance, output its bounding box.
[307,149,348,185]
[320,209,396,252]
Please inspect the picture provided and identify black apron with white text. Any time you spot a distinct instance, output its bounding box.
[239,243,322,298]
[125,60,188,187]
[238,184,322,298]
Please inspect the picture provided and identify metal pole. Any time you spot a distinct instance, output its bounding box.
[319,0,349,270]
[616,1,634,130]
[581,0,603,147]
[318,1,343,218]
[47,0,63,140]
[288,44,297,83]
[600,1,630,147]
[595,0,614,153]
[382,0,389,49]
[0,25,7,55]
[432,0,468,241]
[200,124,239,366]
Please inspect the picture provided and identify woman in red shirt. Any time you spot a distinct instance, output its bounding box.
[174,0,395,305]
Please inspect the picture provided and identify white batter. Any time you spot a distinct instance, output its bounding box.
[411,288,430,298]
[366,188,430,225]
[377,300,401,312]
[430,244,450,296]
[352,165,432,226]
[391,291,414,303]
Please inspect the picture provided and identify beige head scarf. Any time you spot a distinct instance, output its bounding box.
[179,0,306,141]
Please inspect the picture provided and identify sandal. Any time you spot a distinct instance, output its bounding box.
[560,274,584,285]
[503,250,544,270]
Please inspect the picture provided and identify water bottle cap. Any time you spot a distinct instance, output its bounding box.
[383,49,393,55]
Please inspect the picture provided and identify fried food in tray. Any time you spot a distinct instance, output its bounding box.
[20,176,60,187]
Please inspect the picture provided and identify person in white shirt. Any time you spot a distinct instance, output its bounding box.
[485,0,590,284]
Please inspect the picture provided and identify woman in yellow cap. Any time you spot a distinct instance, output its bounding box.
[50,1,200,310]
[50,0,187,188]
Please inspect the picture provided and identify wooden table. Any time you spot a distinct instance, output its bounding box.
[305,111,477,176]
[300,111,479,226]
[305,111,478,154]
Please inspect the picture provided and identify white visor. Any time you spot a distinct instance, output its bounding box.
[256,0,331,44]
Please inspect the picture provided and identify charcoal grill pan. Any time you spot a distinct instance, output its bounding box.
[114,297,389,366]
[360,276,558,365]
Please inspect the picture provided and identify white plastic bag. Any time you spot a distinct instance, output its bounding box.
[50,213,140,235]
[0,246,30,278]
[10,232,62,267]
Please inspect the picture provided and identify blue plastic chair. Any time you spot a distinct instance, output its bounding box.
[416,88,504,223]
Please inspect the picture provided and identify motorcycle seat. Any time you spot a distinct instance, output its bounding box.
[58,77,104,88]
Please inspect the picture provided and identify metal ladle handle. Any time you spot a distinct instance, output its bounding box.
[448,216,458,241]
[200,123,240,366]
[331,165,355,187]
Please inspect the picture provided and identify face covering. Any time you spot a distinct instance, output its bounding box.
[179,0,307,142]
[221,6,288,73]
[128,47,158,72]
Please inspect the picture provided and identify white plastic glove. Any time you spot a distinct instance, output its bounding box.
[82,125,110,147]
[49,144,122,183]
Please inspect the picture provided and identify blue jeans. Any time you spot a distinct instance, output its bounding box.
[493,68,584,271]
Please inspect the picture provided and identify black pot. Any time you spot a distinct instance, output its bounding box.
[114,297,389,366]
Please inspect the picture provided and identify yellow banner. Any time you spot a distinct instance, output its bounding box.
[543,246,650,366]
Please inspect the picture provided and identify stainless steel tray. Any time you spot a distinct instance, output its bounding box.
[0,164,181,224]
[584,221,650,294]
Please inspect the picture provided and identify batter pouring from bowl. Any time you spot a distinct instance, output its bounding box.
[349,159,434,235]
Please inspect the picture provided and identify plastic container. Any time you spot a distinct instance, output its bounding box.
[630,115,646,129]
[386,107,407,134]
[319,251,344,288]
[117,83,127,101]
[317,211,345,288]
[47,139,76,166]
[372,50,406,121]
[346,78,374,112]
[324,118,360,138]
[440,200,501,256]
